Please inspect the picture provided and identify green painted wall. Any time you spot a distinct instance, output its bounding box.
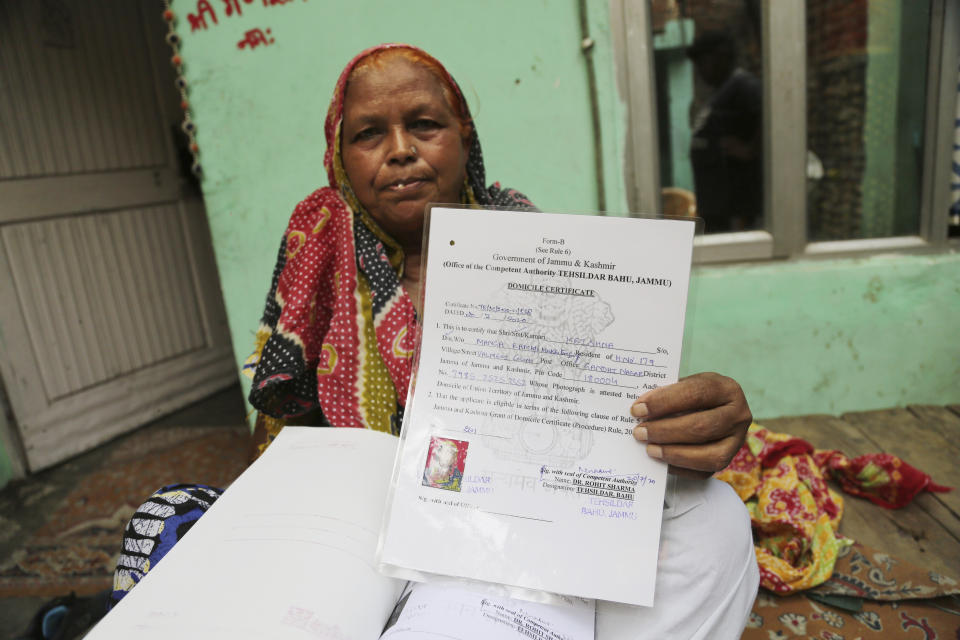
[682,252,960,418]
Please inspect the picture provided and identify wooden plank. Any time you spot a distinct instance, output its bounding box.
[908,405,960,453]
[910,494,960,576]
[838,490,960,575]
[841,408,960,522]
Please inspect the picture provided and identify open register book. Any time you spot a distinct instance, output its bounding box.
[86,427,594,640]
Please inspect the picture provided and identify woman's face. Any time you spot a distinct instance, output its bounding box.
[341,56,469,248]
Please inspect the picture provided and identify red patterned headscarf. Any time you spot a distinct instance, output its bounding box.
[247,44,533,434]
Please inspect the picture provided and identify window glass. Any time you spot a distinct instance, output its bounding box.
[650,0,764,234]
[806,0,931,241]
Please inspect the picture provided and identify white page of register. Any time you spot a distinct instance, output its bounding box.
[86,428,406,640]
[86,427,595,640]
[380,208,697,606]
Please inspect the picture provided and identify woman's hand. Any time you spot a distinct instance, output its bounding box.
[630,372,752,477]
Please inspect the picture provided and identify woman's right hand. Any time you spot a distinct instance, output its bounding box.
[630,372,752,477]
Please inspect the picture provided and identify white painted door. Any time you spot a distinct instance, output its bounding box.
[0,0,238,473]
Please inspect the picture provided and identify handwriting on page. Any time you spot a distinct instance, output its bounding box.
[380,582,595,640]
[422,232,681,525]
[432,241,675,471]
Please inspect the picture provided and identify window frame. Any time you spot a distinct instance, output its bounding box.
[612,0,960,264]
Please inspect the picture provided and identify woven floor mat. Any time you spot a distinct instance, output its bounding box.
[0,427,248,597]
[743,541,960,638]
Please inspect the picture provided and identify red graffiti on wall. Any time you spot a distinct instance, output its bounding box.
[187,0,217,32]
[222,0,250,18]
[184,0,300,46]
[237,28,275,50]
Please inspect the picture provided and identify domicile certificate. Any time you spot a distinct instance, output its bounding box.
[379,207,697,607]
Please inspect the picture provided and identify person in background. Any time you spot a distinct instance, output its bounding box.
[111,44,758,639]
[688,30,763,232]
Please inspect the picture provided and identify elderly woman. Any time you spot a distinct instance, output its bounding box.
[113,44,758,639]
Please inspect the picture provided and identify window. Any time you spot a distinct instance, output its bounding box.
[806,1,930,241]
[613,0,959,262]
[652,0,764,235]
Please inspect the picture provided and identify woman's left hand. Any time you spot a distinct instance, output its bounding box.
[630,372,752,477]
